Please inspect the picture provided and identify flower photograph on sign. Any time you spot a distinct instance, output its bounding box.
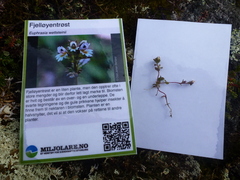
[36,34,114,87]
[55,40,93,79]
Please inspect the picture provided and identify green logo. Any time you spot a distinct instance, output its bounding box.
[26,145,38,158]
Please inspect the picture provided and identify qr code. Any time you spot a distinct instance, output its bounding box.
[102,121,131,151]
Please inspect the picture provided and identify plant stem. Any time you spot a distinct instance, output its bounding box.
[156,87,173,117]
[72,55,78,85]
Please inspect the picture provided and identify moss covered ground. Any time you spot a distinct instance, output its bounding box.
[1,0,240,179]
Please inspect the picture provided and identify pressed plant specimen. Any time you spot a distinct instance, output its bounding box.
[152,57,194,117]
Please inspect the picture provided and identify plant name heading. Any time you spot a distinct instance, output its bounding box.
[29,22,70,29]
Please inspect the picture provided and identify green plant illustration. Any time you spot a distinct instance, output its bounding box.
[152,57,195,117]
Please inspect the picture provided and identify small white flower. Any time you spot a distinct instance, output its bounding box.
[67,72,79,78]
[55,46,68,61]
[68,41,79,52]
[80,49,93,57]
[57,46,67,54]
[78,40,93,57]
[79,58,91,67]
[79,40,90,50]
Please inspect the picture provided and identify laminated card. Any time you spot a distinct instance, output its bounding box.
[131,19,232,159]
[20,19,136,164]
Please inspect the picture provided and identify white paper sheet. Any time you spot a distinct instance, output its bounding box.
[131,19,232,159]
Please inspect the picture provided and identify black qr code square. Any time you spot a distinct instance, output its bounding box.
[102,121,131,152]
